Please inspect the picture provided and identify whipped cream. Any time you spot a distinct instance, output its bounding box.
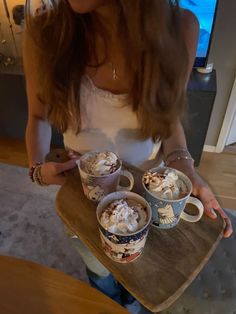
[143,169,188,200]
[85,152,119,176]
[100,199,147,234]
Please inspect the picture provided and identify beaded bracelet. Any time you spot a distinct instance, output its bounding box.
[29,162,42,182]
[33,164,48,186]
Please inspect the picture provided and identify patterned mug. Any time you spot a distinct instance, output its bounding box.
[142,167,204,229]
[77,151,134,202]
[96,191,152,263]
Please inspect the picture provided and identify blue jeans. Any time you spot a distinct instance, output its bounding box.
[72,238,135,305]
[87,268,136,305]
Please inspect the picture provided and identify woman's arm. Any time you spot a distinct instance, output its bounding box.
[162,119,194,173]
[23,31,51,166]
[26,117,52,167]
[162,9,199,169]
[162,10,233,237]
[23,31,76,185]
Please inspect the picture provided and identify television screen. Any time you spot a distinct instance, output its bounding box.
[179,0,218,68]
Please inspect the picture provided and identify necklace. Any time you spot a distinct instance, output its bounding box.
[109,62,119,81]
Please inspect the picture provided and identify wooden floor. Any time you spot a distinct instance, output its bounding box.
[0,138,235,210]
[197,150,236,209]
[0,138,28,168]
[224,143,236,154]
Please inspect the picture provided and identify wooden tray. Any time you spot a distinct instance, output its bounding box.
[49,149,225,313]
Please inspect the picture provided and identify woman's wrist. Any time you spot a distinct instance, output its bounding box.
[29,162,42,182]
[164,148,194,167]
[164,147,195,175]
[29,162,48,186]
[167,158,195,176]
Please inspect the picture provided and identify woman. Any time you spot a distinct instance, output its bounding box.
[23,0,233,308]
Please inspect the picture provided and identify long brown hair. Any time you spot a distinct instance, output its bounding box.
[24,0,188,139]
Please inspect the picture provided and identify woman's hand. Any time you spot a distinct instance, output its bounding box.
[169,160,233,238]
[187,171,233,238]
[40,159,77,185]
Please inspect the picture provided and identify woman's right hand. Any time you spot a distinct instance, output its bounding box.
[40,159,77,185]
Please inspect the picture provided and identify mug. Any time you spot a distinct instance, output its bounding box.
[96,191,152,263]
[77,151,134,202]
[142,167,204,229]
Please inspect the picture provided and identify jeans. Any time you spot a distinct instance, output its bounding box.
[72,238,135,305]
[71,237,110,277]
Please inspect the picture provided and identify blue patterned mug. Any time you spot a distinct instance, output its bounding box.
[142,167,204,229]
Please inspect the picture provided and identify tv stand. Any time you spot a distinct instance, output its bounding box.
[185,69,217,166]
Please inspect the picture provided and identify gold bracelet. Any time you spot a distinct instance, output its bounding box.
[164,148,192,165]
[164,148,189,162]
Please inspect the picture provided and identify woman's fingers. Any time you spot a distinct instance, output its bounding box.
[201,194,218,220]
[68,150,81,160]
[196,185,217,219]
[213,206,233,238]
[222,216,233,238]
[54,159,77,174]
[202,196,233,238]
[204,207,217,219]
[40,160,77,185]
[193,181,233,238]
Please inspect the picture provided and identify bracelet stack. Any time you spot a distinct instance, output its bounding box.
[29,163,48,186]
[164,148,194,167]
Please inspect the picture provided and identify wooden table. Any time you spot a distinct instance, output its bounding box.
[0,255,128,314]
[49,149,225,313]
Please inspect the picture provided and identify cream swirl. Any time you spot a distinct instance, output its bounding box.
[87,152,119,176]
[143,169,188,200]
[100,199,147,234]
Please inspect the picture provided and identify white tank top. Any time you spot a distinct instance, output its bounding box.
[63,75,162,169]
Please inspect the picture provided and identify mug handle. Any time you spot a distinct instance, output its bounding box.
[180,196,204,223]
[117,170,134,191]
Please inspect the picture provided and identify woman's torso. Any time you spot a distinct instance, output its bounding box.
[63,36,162,169]
[63,75,162,168]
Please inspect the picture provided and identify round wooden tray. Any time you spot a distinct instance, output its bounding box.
[48,149,225,313]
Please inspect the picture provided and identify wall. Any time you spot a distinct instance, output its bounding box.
[205,0,236,146]
[0,0,24,61]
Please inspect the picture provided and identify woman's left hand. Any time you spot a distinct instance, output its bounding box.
[184,169,233,238]
[168,159,233,238]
